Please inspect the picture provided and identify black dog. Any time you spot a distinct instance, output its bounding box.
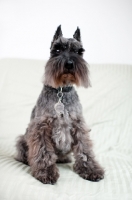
[16,25,104,184]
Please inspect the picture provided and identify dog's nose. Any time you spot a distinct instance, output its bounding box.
[65,60,74,70]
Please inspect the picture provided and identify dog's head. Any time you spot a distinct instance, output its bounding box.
[44,25,90,88]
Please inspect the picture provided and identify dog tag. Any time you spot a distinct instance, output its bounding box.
[54,101,64,117]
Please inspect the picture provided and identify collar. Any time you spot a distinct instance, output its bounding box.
[44,85,73,93]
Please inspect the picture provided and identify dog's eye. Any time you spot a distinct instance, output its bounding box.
[56,49,60,53]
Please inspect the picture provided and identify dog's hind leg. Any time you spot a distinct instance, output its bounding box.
[27,119,59,184]
[15,133,28,165]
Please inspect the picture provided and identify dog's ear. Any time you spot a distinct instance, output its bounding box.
[50,25,63,49]
[73,27,81,42]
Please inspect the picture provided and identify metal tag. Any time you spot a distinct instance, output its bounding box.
[54,101,64,117]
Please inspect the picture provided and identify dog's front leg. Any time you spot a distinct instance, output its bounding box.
[27,119,59,184]
[72,122,104,182]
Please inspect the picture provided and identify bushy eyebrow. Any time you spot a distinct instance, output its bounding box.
[53,42,68,50]
[53,43,61,49]
[52,39,85,53]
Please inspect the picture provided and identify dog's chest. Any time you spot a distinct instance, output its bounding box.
[50,87,81,154]
[52,113,73,154]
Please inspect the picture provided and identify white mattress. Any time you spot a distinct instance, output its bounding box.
[0,59,132,200]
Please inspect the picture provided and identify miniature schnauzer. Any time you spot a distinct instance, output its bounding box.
[15,25,104,184]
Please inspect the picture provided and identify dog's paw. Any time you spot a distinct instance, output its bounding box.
[82,171,104,182]
[33,164,59,184]
[77,169,104,182]
[74,162,104,182]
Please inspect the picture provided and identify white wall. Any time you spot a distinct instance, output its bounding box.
[0,0,132,64]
